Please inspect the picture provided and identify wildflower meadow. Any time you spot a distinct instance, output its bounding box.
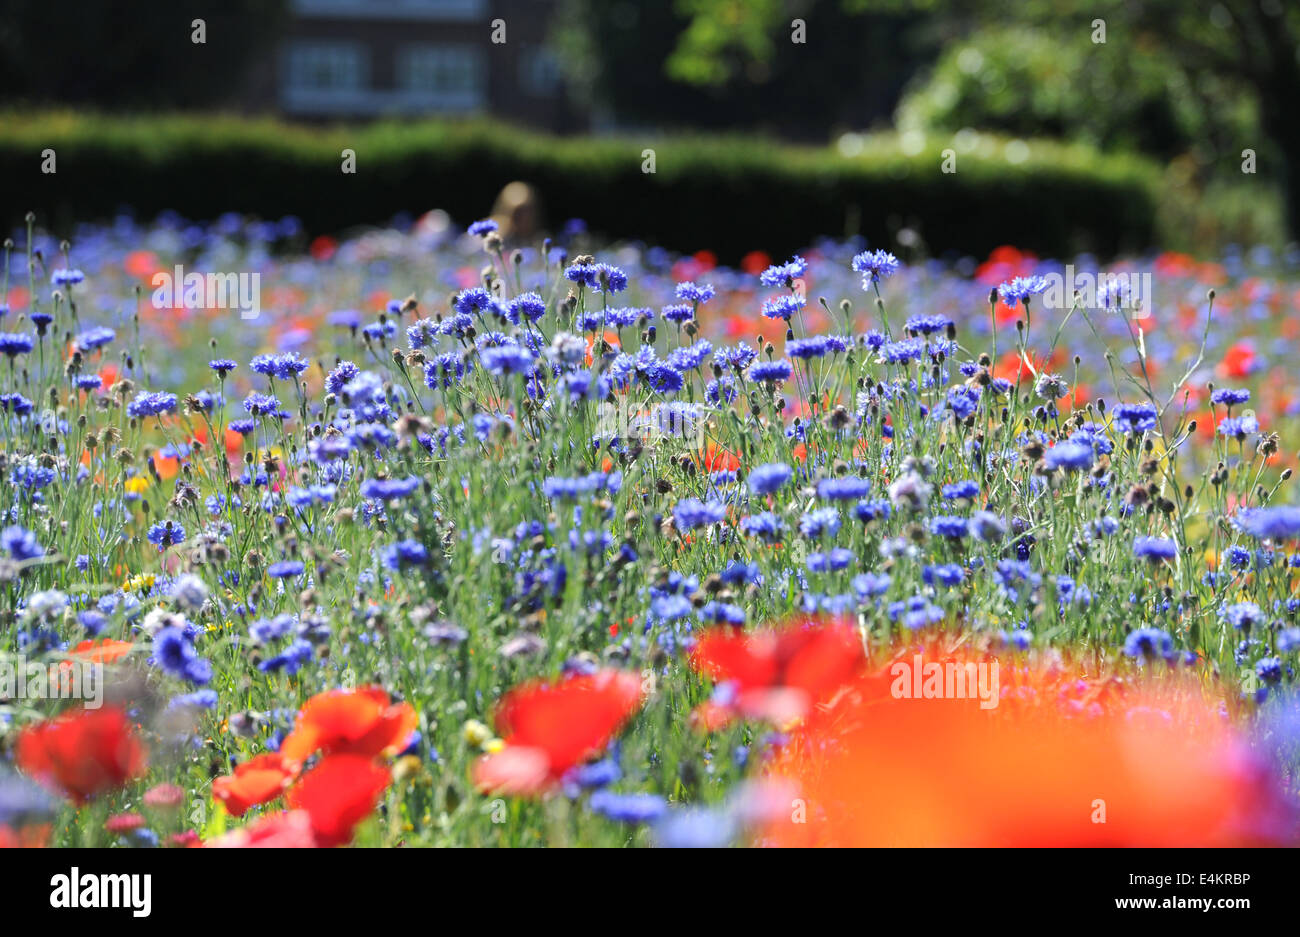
[1,205,1299,855]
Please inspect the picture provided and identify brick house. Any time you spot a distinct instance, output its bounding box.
[241,0,578,130]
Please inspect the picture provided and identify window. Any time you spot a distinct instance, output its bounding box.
[397,45,486,109]
[285,41,366,92]
[520,47,561,96]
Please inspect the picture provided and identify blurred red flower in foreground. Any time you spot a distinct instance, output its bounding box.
[287,754,392,847]
[203,810,318,849]
[212,753,297,817]
[16,707,147,803]
[279,686,417,765]
[690,619,865,730]
[474,670,644,795]
[759,644,1297,846]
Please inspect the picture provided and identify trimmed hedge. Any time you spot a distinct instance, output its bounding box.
[0,111,1162,261]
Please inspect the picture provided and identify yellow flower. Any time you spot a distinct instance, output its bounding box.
[122,573,156,593]
[482,737,506,754]
[462,719,493,748]
[124,476,150,495]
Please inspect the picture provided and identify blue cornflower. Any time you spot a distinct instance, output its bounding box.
[929,515,969,539]
[923,564,965,587]
[761,294,805,321]
[788,336,832,359]
[250,352,309,381]
[152,626,211,685]
[1218,415,1259,439]
[1044,440,1094,472]
[1,525,43,561]
[748,462,792,495]
[266,560,305,579]
[1211,388,1250,407]
[759,255,807,288]
[817,476,872,501]
[674,498,726,529]
[147,521,186,551]
[749,359,792,383]
[879,339,925,365]
[481,344,535,375]
[1221,601,1264,631]
[1238,506,1300,541]
[468,219,498,236]
[799,507,841,539]
[716,343,758,370]
[941,480,980,500]
[851,249,900,286]
[454,287,496,316]
[1256,657,1284,683]
[1111,402,1158,434]
[905,314,951,335]
[1132,535,1177,562]
[997,275,1049,305]
[590,790,668,824]
[359,476,421,501]
[74,326,115,352]
[662,303,694,324]
[741,511,784,542]
[675,281,715,305]
[946,385,980,420]
[1123,627,1173,661]
[383,540,430,570]
[509,292,547,324]
[126,391,178,419]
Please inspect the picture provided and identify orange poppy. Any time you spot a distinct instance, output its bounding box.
[212,753,298,817]
[279,686,417,766]
[760,646,1291,846]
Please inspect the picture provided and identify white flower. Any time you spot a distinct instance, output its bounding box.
[142,607,185,637]
[24,589,68,620]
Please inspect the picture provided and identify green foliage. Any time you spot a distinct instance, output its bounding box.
[0,111,1163,261]
[896,25,1260,168]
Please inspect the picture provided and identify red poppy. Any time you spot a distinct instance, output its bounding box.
[762,648,1292,846]
[68,638,134,664]
[1219,341,1258,379]
[202,809,318,849]
[740,251,771,275]
[474,670,644,795]
[690,619,865,728]
[212,753,297,817]
[279,686,418,765]
[698,442,740,472]
[15,706,147,803]
[287,755,391,847]
[0,824,51,848]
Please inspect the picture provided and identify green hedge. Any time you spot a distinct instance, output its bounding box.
[0,111,1163,261]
